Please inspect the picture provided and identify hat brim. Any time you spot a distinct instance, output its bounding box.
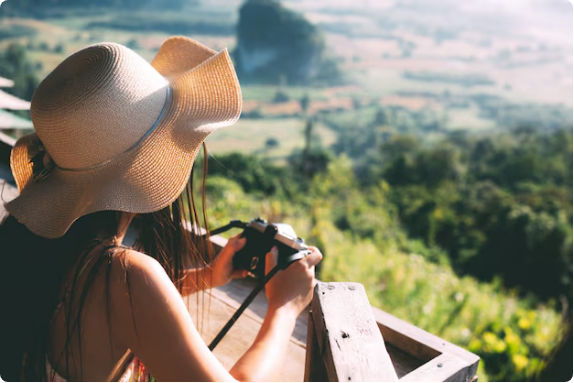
[5,37,241,239]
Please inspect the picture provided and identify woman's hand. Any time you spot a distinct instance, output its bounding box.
[208,233,249,288]
[265,246,323,316]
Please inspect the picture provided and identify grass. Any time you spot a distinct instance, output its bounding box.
[322,105,381,128]
[241,85,328,102]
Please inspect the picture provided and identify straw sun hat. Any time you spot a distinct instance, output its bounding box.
[4,36,242,239]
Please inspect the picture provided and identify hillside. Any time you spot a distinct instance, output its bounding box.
[0,0,571,380]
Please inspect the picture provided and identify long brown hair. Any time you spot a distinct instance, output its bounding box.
[0,144,213,381]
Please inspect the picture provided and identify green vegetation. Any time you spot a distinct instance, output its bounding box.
[85,13,234,36]
[0,43,39,102]
[376,130,573,301]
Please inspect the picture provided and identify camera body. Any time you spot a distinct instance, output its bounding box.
[232,217,308,279]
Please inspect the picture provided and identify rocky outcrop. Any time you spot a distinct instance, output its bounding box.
[234,0,325,85]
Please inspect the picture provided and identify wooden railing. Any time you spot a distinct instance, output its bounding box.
[304,281,479,382]
[209,234,479,382]
[0,131,479,381]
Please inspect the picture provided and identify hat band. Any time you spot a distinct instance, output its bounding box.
[56,86,173,172]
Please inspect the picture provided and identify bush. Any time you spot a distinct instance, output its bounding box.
[272,90,290,103]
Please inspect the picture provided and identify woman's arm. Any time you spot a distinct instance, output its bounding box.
[230,307,296,381]
[110,246,321,382]
[230,247,320,381]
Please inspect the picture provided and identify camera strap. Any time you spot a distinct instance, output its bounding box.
[208,264,282,350]
[207,220,248,236]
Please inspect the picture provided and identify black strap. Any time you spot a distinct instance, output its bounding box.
[207,220,248,236]
[208,264,281,350]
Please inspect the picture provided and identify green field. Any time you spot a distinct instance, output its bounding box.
[206,117,336,163]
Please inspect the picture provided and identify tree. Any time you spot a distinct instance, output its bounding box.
[0,43,39,101]
[265,137,279,150]
[300,93,310,115]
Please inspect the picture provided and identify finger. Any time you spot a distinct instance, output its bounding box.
[231,269,248,279]
[305,249,323,267]
[232,237,247,251]
[228,233,242,243]
[265,246,278,274]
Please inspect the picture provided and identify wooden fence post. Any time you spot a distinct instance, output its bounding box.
[305,282,398,382]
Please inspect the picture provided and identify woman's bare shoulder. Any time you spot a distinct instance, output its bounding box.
[110,247,165,277]
[106,248,174,318]
[105,248,232,381]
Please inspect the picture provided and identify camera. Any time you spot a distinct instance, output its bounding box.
[232,217,309,279]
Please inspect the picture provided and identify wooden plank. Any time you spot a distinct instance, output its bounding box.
[304,311,329,382]
[311,282,398,382]
[0,175,18,222]
[0,132,15,186]
[372,308,479,380]
[0,131,16,148]
[376,321,441,363]
[385,343,426,379]
[399,353,473,382]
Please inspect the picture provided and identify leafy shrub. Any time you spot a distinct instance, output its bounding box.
[272,90,290,103]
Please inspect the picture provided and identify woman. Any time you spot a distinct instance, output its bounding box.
[0,36,322,381]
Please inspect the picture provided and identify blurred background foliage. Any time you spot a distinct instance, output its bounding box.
[197,126,571,380]
[0,0,572,380]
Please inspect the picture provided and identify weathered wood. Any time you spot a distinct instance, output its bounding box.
[310,282,398,382]
[0,132,15,188]
[372,308,479,382]
[385,343,426,379]
[304,311,329,382]
[0,173,17,222]
[399,353,472,382]
[377,320,441,363]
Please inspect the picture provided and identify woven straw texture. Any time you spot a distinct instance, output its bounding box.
[5,36,242,239]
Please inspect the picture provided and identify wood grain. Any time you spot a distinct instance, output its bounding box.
[310,282,398,382]
[372,308,479,381]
